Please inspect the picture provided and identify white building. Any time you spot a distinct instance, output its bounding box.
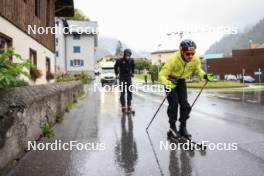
[0,0,74,85]
[257,43,264,48]
[55,19,98,77]
[55,17,67,75]
[150,49,177,65]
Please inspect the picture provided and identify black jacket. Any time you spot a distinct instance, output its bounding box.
[114,58,135,78]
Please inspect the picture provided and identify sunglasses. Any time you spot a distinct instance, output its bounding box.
[184,51,195,56]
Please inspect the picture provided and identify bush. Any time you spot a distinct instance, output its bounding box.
[30,65,42,81]
[65,101,73,112]
[75,71,91,84]
[0,48,31,89]
[13,79,29,87]
[46,71,55,80]
[56,72,91,84]
[41,122,54,138]
[78,89,85,97]
[56,74,76,82]
[135,58,151,73]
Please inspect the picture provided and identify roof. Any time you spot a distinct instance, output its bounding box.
[66,20,98,34]
[151,49,177,55]
[55,0,74,17]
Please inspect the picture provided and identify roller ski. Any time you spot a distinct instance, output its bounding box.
[167,127,206,150]
[121,107,127,113]
[126,106,135,116]
[121,106,135,116]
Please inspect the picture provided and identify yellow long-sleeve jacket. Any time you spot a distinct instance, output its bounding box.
[159,51,205,85]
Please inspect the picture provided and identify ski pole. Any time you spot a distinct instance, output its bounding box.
[146,80,208,131]
[146,131,165,176]
[146,90,171,131]
[191,80,208,108]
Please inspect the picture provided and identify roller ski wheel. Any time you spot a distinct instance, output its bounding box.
[167,129,206,151]
[167,128,180,141]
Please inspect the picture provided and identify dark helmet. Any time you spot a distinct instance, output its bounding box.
[180,39,196,51]
[123,49,132,56]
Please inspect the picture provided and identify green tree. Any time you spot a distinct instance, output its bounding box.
[135,58,150,73]
[149,64,159,81]
[0,48,30,89]
[66,9,90,21]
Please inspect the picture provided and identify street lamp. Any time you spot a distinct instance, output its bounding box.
[166,31,190,42]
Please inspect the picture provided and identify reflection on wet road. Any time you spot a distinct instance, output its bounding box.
[211,91,264,104]
[115,115,138,174]
[8,81,264,176]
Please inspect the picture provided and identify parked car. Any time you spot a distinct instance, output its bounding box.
[243,75,255,83]
[225,74,237,81]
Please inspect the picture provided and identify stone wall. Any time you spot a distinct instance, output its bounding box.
[0,81,83,172]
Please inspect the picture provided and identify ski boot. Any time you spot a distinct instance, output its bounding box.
[167,125,180,140]
[179,124,192,139]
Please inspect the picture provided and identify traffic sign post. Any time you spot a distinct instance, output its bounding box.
[254,68,262,84]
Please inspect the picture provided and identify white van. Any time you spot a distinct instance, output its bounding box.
[99,61,116,85]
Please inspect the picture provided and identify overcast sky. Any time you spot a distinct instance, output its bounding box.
[75,0,264,54]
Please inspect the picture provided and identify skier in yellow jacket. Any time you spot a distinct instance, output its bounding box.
[159,39,213,139]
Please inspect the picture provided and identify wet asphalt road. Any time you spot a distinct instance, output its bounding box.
[7,80,264,176]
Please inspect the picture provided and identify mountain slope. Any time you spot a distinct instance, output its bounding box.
[95,37,150,60]
[205,18,264,56]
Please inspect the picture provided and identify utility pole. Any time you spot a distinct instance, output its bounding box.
[156,44,162,74]
[258,68,261,84]
[242,68,245,84]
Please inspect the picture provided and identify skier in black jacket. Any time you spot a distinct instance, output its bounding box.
[114,49,135,113]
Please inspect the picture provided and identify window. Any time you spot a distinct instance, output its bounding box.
[0,33,13,60]
[35,0,40,18]
[55,51,59,57]
[73,34,81,40]
[30,49,37,66]
[73,46,81,53]
[70,59,84,67]
[46,58,51,72]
